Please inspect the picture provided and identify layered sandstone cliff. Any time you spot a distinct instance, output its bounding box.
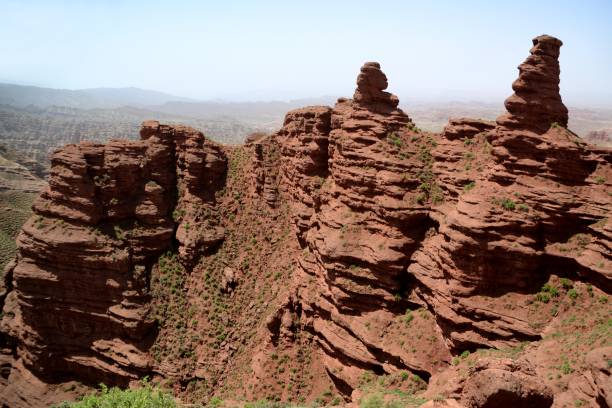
[0,35,610,408]
[0,122,227,406]
[269,35,611,406]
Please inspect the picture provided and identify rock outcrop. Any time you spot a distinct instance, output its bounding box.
[0,122,226,406]
[442,118,495,141]
[276,106,331,241]
[409,34,611,352]
[585,347,612,407]
[425,358,554,408]
[251,134,280,207]
[353,61,400,112]
[496,35,569,133]
[275,62,450,392]
[272,34,611,402]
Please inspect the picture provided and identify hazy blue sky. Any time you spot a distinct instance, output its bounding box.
[1,0,611,105]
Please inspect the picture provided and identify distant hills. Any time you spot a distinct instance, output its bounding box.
[0,82,611,175]
[0,83,194,109]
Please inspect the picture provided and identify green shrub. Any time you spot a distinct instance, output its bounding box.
[360,393,383,408]
[541,284,559,297]
[387,132,403,148]
[560,360,573,375]
[463,181,475,192]
[55,380,176,407]
[568,288,578,300]
[500,198,516,210]
[404,310,414,325]
[559,278,573,290]
[209,396,224,408]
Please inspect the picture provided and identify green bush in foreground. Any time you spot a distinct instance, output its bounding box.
[55,380,176,408]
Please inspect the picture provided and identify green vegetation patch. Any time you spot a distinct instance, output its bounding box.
[356,371,427,408]
[55,380,176,408]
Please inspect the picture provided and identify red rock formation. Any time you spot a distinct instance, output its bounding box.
[424,358,554,408]
[251,135,280,208]
[442,118,495,141]
[274,36,611,401]
[353,62,400,112]
[0,35,610,408]
[496,35,569,133]
[0,122,226,406]
[410,35,611,352]
[275,62,450,393]
[585,347,612,406]
[276,106,331,241]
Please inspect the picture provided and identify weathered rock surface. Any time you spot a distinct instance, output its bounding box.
[425,358,554,408]
[585,346,612,407]
[276,106,331,241]
[496,35,569,133]
[251,134,280,207]
[442,118,495,141]
[353,61,400,112]
[271,34,611,404]
[274,61,450,392]
[410,35,610,352]
[0,122,227,406]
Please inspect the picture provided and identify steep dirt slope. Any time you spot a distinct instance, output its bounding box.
[0,35,609,408]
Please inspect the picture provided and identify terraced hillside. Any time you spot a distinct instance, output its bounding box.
[0,190,38,272]
[0,146,45,271]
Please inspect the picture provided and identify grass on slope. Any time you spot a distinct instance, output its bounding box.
[54,380,177,408]
[0,190,36,272]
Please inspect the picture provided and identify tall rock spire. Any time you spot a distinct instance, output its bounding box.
[496,35,569,133]
[353,61,400,111]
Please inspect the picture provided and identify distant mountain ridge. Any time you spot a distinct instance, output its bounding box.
[0,83,193,109]
[1,82,611,146]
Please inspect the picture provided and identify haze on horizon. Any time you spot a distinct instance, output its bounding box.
[2,0,611,106]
